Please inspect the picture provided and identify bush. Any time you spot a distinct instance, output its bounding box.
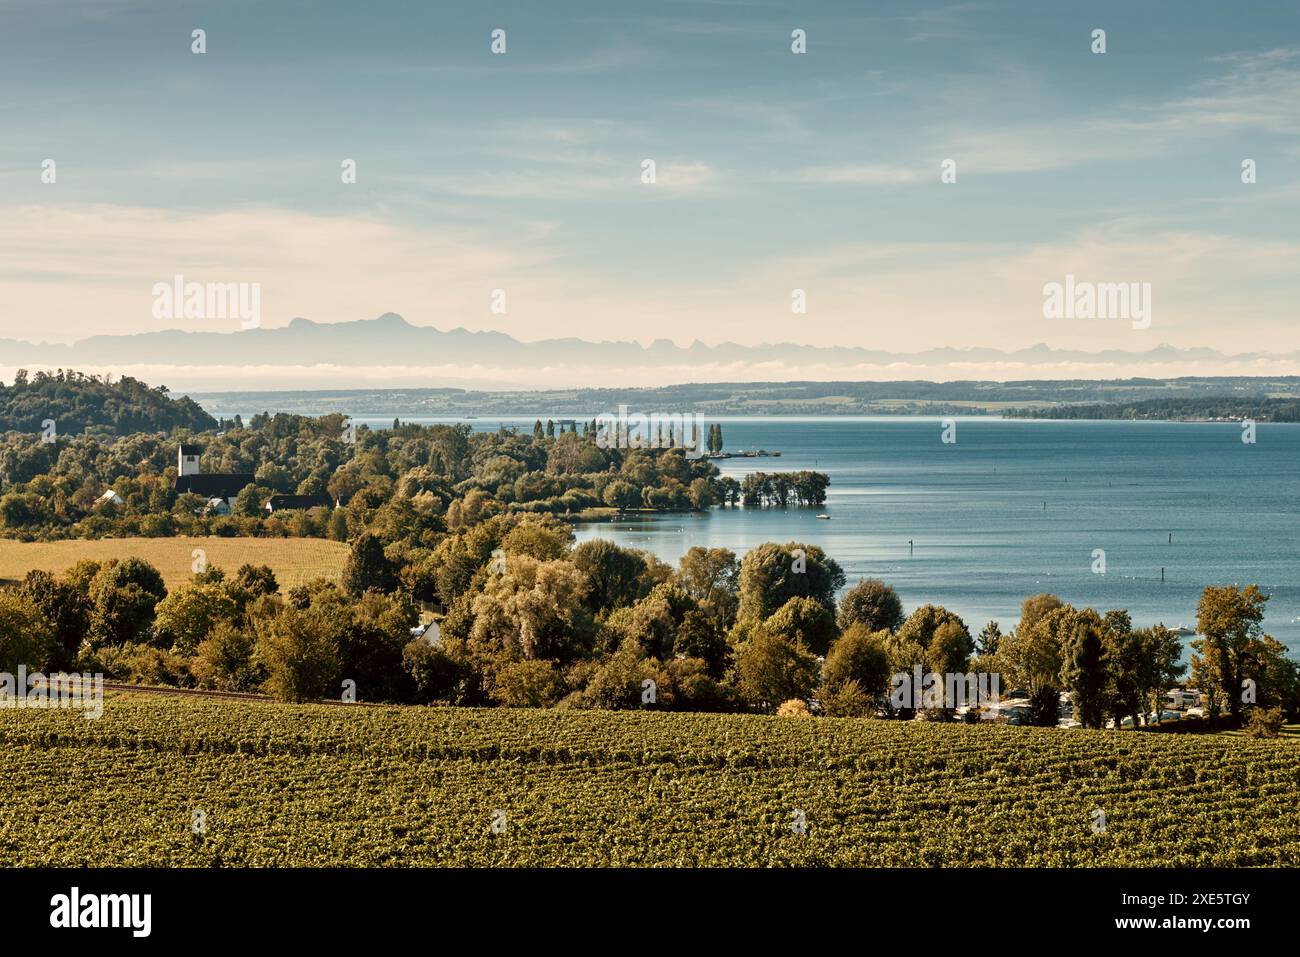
[776,698,811,718]
[820,679,872,718]
[1244,706,1285,739]
[193,622,260,692]
[492,659,562,708]
[97,642,195,687]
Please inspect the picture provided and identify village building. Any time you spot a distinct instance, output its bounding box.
[172,442,254,509]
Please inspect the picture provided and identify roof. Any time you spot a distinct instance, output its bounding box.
[175,474,255,497]
[265,493,332,511]
[179,443,203,455]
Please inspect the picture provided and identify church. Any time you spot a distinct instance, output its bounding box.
[172,442,254,512]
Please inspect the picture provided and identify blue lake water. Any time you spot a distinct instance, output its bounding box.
[571,417,1300,656]
[208,410,1300,654]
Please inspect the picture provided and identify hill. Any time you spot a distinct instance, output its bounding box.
[7,314,1300,390]
[4,692,1297,866]
[0,370,215,435]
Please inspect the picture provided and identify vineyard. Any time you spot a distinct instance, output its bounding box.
[2,691,1298,867]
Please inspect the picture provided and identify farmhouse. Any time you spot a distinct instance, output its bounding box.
[172,442,253,508]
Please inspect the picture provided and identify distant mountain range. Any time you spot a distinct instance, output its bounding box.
[3,313,1298,391]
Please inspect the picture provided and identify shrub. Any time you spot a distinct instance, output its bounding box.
[193,622,260,692]
[820,679,872,718]
[776,698,811,718]
[1244,706,1285,739]
[492,659,562,708]
[97,642,195,687]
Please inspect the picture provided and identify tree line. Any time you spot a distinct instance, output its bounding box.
[3,526,1294,732]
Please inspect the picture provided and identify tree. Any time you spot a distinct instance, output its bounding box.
[764,596,838,657]
[193,622,260,692]
[573,539,647,612]
[1061,619,1107,728]
[402,637,482,705]
[687,477,714,510]
[336,590,416,702]
[822,623,892,700]
[253,605,342,703]
[342,532,398,597]
[601,480,641,510]
[577,638,667,710]
[469,555,594,661]
[735,627,818,711]
[234,563,279,597]
[492,660,561,708]
[837,578,904,633]
[1193,584,1269,719]
[894,605,972,662]
[675,546,739,626]
[976,620,1002,657]
[19,570,90,668]
[232,483,263,518]
[997,604,1075,694]
[0,591,56,672]
[1018,593,1064,634]
[736,541,845,622]
[674,609,731,678]
[87,558,167,648]
[153,581,240,654]
[327,506,349,541]
[499,518,572,561]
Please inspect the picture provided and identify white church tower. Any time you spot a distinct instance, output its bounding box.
[178,443,202,476]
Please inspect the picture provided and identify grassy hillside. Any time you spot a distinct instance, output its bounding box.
[0,536,348,589]
[3,692,1297,867]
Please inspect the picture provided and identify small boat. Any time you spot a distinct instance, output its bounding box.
[816,514,830,520]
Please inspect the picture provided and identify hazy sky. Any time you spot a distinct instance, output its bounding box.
[2,0,1298,353]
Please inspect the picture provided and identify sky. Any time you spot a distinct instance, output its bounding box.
[1,0,1299,359]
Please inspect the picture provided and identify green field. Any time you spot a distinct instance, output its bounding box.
[0,536,349,590]
[3,692,1298,867]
